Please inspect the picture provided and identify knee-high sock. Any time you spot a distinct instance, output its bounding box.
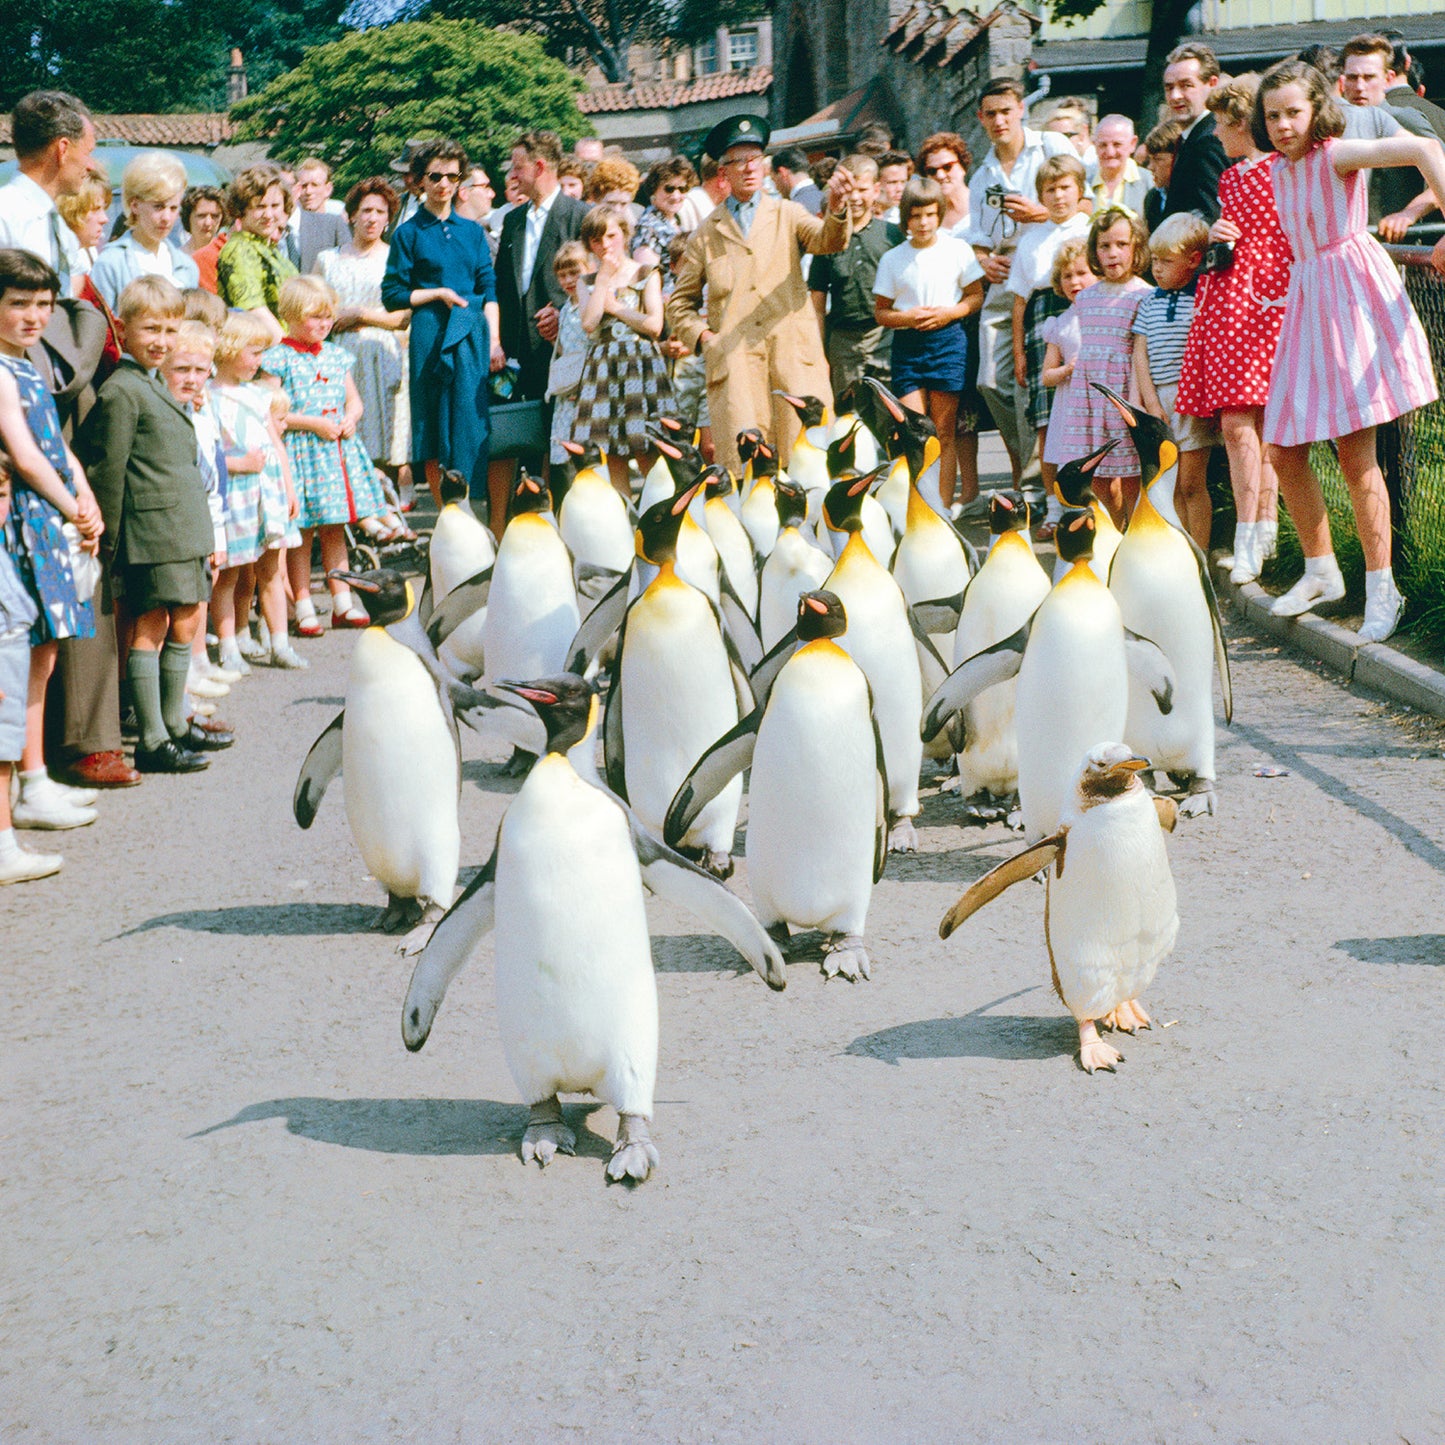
[159,640,192,740]
[127,649,166,751]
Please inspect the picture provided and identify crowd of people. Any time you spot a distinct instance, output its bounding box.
[0,25,1443,887]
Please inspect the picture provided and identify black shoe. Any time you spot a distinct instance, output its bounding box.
[134,739,210,773]
[174,722,234,751]
[120,704,138,739]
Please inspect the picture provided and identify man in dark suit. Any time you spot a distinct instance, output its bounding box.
[1384,36,1445,143]
[1160,41,1227,223]
[285,159,351,274]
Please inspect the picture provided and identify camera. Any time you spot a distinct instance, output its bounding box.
[984,184,1008,210]
[1200,240,1235,275]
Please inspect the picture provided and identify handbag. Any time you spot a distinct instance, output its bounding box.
[547,346,584,400]
[489,398,549,461]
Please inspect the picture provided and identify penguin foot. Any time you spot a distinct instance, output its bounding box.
[702,849,734,880]
[378,893,423,934]
[766,922,794,957]
[1178,779,1216,818]
[887,818,918,854]
[1101,998,1152,1034]
[1077,1020,1122,1074]
[395,902,445,956]
[1006,808,1025,832]
[821,933,871,982]
[501,747,536,778]
[606,1114,659,1184]
[521,1097,576,1168]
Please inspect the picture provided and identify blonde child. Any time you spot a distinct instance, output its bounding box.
[547,240,590,468]
[211,311,304,671]
[1038,239,1096,537]
[1131,214,1217,549]
[1255,58,1445,643]
[1042,207,1151,526]
[184,286,228,332]
[262,275,387,632]
[1008,153,1092,508]
[0,249,101,826]
[90,151,200,309]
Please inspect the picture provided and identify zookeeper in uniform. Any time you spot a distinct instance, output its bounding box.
[665,114,854,474]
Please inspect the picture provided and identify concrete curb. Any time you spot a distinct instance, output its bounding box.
[1216,571,1445,720]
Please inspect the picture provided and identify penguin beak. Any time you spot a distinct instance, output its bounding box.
[495,680,558,707]
[864,376,907,423]
[1081,438,1119,472]
[647,428,684,460]
[1107,755,1152,777]
[673,480,704,514]
[1091,382,1139,429]
[330,570,380,593]
[847,464,888,496]
[561,439,583,457]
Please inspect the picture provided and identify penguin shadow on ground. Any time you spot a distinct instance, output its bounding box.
[887,790,1021,884]
[190,1097,614,1160]
[651,933,756,976]
[119,902,379,939]
[1334,935,1445,966]
[461,758,526,796]
[287,695,346,709]
[847,987,1074,1064]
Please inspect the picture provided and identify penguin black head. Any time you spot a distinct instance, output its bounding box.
[636,479,704,564]
[1055,506,1098,565]
[1077,741,1152,804]
[750,438,780,479]
[1091,383,1176,487]
[330,567,414,626]
[495,674,597,755]
[736,427,766,466]
[702,464,734,501]
[822,465,886,534]
[773,391,827,430]
[864,376,938,478]
[989,489,1030,535]
[825,420,863,480]
[438,469,470,505]
[1053,439,1119,508]
[646,425,706,489]
[773,476,809,529]
[560,438,605,471]
[508,468,551,519]
[797,589,847,641]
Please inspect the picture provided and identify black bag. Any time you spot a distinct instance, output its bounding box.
[489,398,549,462]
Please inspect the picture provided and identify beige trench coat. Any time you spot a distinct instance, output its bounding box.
[665,193,849,474]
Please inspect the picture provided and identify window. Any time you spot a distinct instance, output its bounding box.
[728,28,759,69]
[694,38,718,75]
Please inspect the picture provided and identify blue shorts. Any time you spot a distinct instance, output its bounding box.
[891,320,969,396]
[0,630,29,762]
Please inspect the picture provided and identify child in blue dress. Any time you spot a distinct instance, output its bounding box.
[0,248,102,831]
[261,275,386,634]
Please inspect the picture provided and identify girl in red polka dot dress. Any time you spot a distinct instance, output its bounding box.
[1177,74,1291,584]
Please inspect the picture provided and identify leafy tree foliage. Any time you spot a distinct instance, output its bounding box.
[232,20,589,190]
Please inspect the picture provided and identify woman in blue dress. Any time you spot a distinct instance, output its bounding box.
[381,138,503,507]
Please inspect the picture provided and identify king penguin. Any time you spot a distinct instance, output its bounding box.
[1051,440,1123,584]
[1096,383,1232,817]
[775,392,832,520]
[758,476,833,650]
[738,431,782,560]
[667,590,886,981]
[939,742,1179,1074]
[701,465,760,622]
[556,439,634,579]
[401,673,784,1184]
[923,508,1176,841]
[818,425,895,567]
[865,378,950,522]
[428,470,496,681]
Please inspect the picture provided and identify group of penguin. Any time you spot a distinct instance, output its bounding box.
[291,377,1233,1182]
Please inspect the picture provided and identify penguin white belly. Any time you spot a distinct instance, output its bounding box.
[494,758,657,1114]
[638,457,673,513]
[861,498,896,567]
[1111,531,1216,779]
[1047,789,1178,1020]
[1014,583,1126,839]
[621,580,741,850]
[482,517,580,684]
[741,480,780,558]
[759,528,832,649]
[559,481,634,574]
[343,630,459,904]
[876,458,910,537]
[826,549,922,817]
[748,646,876,934]
[953,546,1051,798]
[789,445,829,521]
[676,520,720,603]
[430,504,496,599]
[705,500,759,617]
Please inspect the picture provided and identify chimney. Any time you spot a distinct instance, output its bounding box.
[227,48,248,105]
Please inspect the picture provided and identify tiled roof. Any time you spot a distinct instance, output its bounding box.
[578,66,772,115]
[883,1,1039,67]
[0,113,235,147]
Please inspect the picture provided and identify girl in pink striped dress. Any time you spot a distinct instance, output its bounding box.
[1257,60,1445,643]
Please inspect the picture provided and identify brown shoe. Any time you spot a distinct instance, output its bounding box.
[60,750,142,789]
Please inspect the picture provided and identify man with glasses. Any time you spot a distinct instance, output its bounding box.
[666,114,853,473]
[964,78,1077,488]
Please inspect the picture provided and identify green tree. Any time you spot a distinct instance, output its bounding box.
[232,20,588,190]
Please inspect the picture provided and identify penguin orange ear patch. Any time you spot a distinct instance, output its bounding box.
[561,440,583,456]
[998,495,1015,510]
[1068,515,1091,532]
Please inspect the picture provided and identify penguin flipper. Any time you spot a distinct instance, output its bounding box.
[566,570,631,674]
[910,590,966,636]
[750,626,799,709]
[871,707,891,884]
[663,708,761,849]
[293,710,344,828]
[603,612,629,799]
[630,816,786,991]
[401,845,498,1051]
[575,560,627,604]
[718,575,763,671]
[908,605,949,697]
[1124,630,1177,715]
[922,622,1029,742]
[425,564,493,648]
[1183,533,1233,725]
[938,831,1067,939]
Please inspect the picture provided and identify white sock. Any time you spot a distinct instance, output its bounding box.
[1045,494,1063,524]
[294,596,317,623]
[18,767,54,797]
[1365,567,1396,591]
[0,826,18,857]
[331,586,353,616]
[1304,553,1341,580]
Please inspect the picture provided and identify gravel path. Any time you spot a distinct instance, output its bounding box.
[3,600,1443,1442]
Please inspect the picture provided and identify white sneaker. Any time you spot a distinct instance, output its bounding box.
[23,772,97,808]
[236,633,266,662]
[217,649,251,677]
[187,672,230,699]
[190,700,217,717]
[1270,566,1345,618]
[57,781,98,807]
[208,661,245,684]
[1357,576,1404,645]
[12,791,97,830]
[264,644,309,670]
[1229,523,1263,585]
[0,845,63,884]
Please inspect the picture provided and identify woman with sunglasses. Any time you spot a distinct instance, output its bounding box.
[631,156,699,288]
[382,138,504,507]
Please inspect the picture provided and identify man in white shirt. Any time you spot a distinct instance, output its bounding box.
[676,154,731,233]
[0,89,95,298]
[965,77,1076,487]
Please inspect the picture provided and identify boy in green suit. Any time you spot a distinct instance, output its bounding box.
[79,276,224,773]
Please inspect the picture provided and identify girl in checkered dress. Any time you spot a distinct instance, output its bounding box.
[571,205,674,497]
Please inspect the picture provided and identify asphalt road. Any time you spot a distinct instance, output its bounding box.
[3,585,1444,1442]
